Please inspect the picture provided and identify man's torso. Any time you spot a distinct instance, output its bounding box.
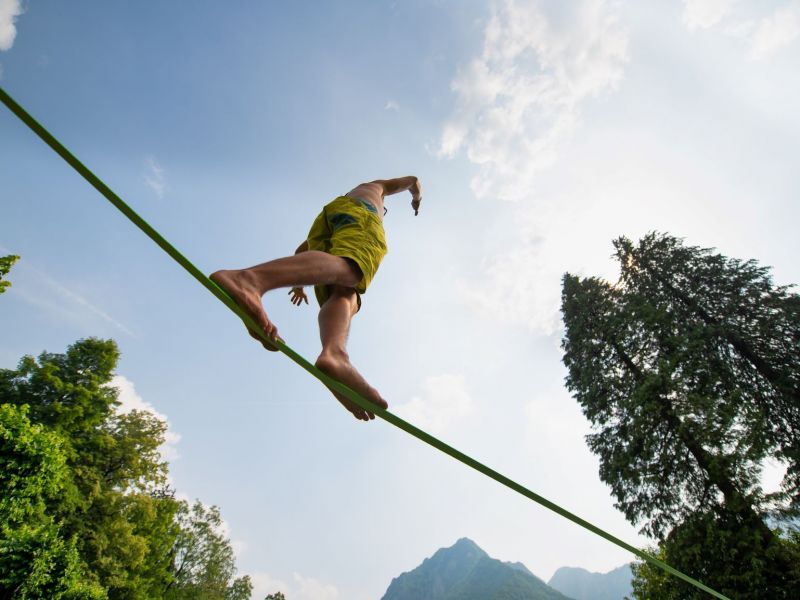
[344,182,385,220]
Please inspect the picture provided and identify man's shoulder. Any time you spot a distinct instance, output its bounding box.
[347,181,384,200]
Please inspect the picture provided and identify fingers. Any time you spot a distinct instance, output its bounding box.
[287,289,310,306]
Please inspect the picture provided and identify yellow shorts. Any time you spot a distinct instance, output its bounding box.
[306,196,388,309]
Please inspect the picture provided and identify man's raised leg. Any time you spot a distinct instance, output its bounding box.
[210,251,360,349]
[315,286,389,421]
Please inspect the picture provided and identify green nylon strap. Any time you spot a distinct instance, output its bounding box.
[0,85,731,600]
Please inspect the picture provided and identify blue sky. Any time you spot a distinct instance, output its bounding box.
[2,1,800,598]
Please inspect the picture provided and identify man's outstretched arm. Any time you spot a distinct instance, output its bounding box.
[373,176,423,215]
[374,176,420,196]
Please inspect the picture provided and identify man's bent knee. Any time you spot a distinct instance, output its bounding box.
[329,285,360,315]
[338,257,362,287]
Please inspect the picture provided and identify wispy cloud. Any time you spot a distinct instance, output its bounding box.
[394,374,475,435]
[749,1,800,59]
[682,0,800,60]
[682,0,734,30]
[0,0,22,52]
[3,255,137,337]
[385,99,400,111]
[143,155,166,199]
[438,1,629,335]
[457,206,565,336]
[438,0,628,201]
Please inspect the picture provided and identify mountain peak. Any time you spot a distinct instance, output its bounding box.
[548,564,633,600]
[449,537,485,554]
[382,539,572,600]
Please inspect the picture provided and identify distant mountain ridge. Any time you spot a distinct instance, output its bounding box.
[381,538,574,600]
[547,564,633,600]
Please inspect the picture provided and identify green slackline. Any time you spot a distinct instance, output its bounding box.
[0,85,731,600]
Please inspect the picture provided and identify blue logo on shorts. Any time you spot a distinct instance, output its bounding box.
[329,213,357,231]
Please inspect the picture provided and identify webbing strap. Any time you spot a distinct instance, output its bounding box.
[0,85,730,600]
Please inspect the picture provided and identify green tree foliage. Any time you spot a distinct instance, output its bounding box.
[0,255,19,295]
[1,339,253,599]
[630,521,800,600]
[264,593,286,600]
[0,339,169,597]
[0,404,105,599]
[614,233,799,506]
[165,501,252,600]
[561,233,800,597]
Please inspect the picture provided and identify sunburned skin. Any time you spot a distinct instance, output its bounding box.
[347,176,422,219]
[210,176,422,421]
[345,182,386,218]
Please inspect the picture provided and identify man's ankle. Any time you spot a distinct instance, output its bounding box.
[317,348,349,365]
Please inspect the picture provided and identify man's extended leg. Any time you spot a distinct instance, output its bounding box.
[211,251,359,347]
[315,285,389,421]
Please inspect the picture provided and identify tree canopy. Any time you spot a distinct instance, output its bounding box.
[561,232,799,597]
[1,338,255,599]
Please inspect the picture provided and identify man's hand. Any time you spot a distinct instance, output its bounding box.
[289,287,309,306]
[411,179,422,216]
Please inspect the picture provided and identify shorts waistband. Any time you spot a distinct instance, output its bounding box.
[342,195,379,215]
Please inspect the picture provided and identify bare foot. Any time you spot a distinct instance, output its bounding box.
[210,269,282,351]
[315,353,389,421]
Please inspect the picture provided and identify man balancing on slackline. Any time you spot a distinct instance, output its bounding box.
[211,176,423,422]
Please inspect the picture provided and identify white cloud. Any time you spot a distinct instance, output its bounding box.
[438,0,628,201]
[457,207,565,336]
[250,572,290,600]
[682,0,734,30]
[385,100,400,111]
[249,571,339,600]
[112,374,182,461]
[393,374,474,435]
[525,393,591,446]
[144,155,166,199]
[291,573,340,600]
[749,1,800,59]
[0,0,22,52]
[680,0,800,60]
[452,131,706,336]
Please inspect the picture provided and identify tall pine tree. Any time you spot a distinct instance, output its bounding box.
[561,233,799,598]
